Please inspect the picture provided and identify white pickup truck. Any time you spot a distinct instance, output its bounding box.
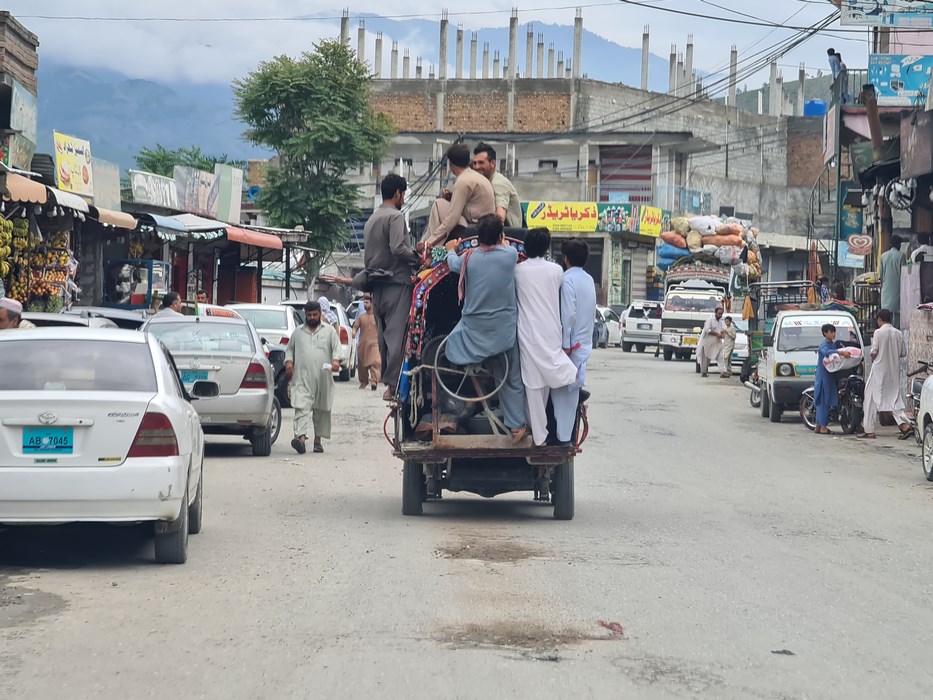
[660,281,725,362]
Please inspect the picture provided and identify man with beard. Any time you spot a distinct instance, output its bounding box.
[285,300,341,454]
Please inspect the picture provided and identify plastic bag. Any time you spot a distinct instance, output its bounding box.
[823,347,863,373]
[660,231,687,248]
[686,231,703,252]
[671,216,690,235]
[657,242,686,259]
[688,215,717,236]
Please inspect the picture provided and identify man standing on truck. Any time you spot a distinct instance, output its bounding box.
[552,238,597,446]
[697,307,727,378]
[880,235,903,327]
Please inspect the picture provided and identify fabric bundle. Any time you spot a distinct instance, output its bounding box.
[657,214,762,282]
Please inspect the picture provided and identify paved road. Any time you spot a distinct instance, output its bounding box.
[2,349,933,699]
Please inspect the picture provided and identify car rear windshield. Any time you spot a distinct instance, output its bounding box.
[0,340,156,392]
[233,308,288,330]
[629,306,662,319]
[664,295,719,313]
[149,322,256,354]
[777,319,859,352]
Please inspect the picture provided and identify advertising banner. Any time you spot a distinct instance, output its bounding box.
[53,131,94,198]
[838,241,866,269]
[214,163,244,224]
[868,54,933,106]
[10,80,37,145]
[174,165,218,218]
[92,158,121,210]
[0,133,36,171]
[597,203,667,237]
[842,1,933,28]
[129,170,179,210]
[524,201,599,232]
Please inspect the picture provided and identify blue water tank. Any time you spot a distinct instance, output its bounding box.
[804,100,827,117]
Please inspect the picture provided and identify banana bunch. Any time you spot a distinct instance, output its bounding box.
[49,231,69,248]
[0,218,13,278]
[129,241,144,258]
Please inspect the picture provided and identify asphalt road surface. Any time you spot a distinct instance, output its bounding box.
[3,349,933,699]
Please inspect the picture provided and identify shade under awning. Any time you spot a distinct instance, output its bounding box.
[89,205,138,230]
[226,226,283,250]
[3,173,47,204]
[47,187,89,213]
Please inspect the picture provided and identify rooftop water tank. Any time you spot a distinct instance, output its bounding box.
[804,100,827,117]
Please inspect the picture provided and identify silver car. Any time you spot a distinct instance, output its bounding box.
[142,315,278,456]
[280,299,357,382]
[226,303,304,347]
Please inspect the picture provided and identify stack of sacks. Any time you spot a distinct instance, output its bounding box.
[658,216,762,281]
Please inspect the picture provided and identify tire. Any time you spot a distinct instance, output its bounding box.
[760,386,771,418]
[695,361,701,374]
[188,470,203,535]
[350,364,356,379]
[250,423,273,457]
[769,401,783,423]
[339,365,351,382]
[678,351,691,361]
[749,387,761,408]
[402,461,424,516]
[553,461,574,521]
[838,397,862,435]
[622,342,633,353]
[154,497,189,564]
[269,398,282,445]
[636,344,646,353]
[275,372,291,409]
[663,347,673,362]
[799,392,816,431]
[923,424,933,482]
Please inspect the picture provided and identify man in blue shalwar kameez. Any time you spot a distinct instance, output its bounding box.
[444,214,528,441]
[814,323,851,435]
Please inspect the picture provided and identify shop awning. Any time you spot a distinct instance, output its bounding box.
[89,205,138,230]
[225,226,283,250]
[171,213,227,232]
[3,173,47,204]
[47,187,89,213]
[137,212,189,240]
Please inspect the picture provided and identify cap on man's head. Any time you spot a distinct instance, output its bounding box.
[0,298,23,314]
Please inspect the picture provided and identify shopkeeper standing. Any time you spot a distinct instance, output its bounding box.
[0,298,36,329]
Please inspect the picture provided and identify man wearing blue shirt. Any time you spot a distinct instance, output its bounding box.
[550,238,597,446]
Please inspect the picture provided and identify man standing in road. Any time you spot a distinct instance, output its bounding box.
[697,307,727,378]
[471,142,522,228]
[551,238,597,447]
[722,315,737,376]
[0,298,35,329]
[422,143,495,250]
[352,294,381,391]
[285,301,341,455]
[857,309,912,440]
[880,235,903,326]
[364,173,421,401]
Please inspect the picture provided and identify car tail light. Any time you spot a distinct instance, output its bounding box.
[279,336,290,346]
[240,362,268,389]
[128,413,179,458]
[340,327,349,344]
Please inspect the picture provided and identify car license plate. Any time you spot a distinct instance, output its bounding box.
[23,427,74,454]
[181,370,209,385]
[683,337,698,346]
[638,323,651,330]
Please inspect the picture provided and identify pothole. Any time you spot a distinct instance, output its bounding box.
[435,538,540,563]
[439,621,622,652]
[0,583,65,629]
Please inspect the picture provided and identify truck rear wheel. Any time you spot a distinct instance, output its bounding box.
[622,342,633,352]
[760,387,771,418]
[663,347,673,362]
[553,461,574,520]
[402,461,424,516]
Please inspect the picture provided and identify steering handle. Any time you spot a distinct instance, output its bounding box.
[908,361,931,377]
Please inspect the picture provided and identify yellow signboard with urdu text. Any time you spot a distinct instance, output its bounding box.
[638,205,664,238]
[53,131,94,199]
[524,201,599,232]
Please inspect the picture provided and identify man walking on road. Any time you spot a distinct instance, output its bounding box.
[364,173,421,401]
[352,295,381,391]
[285,301,341,454]
[551,238,597,446]
[698,307,727,378]
[857,309,912,440]
[880,235,903,327]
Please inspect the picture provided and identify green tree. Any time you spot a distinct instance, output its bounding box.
[135,145,246,177]
[233,39,393,265]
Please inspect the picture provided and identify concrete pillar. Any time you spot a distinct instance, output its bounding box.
[572,7,583,79]
[470,33,478,78]
[536,34,544,79]
[797,63,806,116]
[669,44,677,94]
[775,75,784,116]
[676,54,684,97]
[391,41,398,79]
[340,10,349,44]
[548,43,555,78]
[403,49,410,79]
[685,34,694,98]
[374,32,383,78]
[416,57,423,79]
[579,143,590,200]
[429,65,436,80]
[525,25,534,78]
[483,42,490,78]
[455,25,464,79]
[557,50,564,78]
[566,62,572,79]
[503,57,509,79]
[438,11,448,80]
[757,90,763,115]
[493,50,500,79]
[357,20,365,61]
[728,44,737,106]
[641,26,649,91]
[508,8,519,80]
[768,61,779,117]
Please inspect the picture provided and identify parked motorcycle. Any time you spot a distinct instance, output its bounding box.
[799,372,865,434]
[905,361,930,448]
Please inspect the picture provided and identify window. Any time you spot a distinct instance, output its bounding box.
[538,159,558,170]
[0,341,157,392]
[233,308,289,330]
[148,322,256,354]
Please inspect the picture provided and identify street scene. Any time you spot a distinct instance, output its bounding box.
[3,1,933,697]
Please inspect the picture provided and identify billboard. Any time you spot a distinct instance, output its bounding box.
[53,131,94,198]
[10,80,37,145]
[524,201,599,232]
[0,133,36,171]
[213,163,244,224]
[174,166,218,218]
[868,54,933,106]
[597,203,667,237]
[129,170,179,210]
[92,158,121,210]
[842,1,933,27]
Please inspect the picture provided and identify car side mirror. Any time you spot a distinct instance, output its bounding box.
[261,337,268,345]
[763,336,773,347]
[190,380,220,399]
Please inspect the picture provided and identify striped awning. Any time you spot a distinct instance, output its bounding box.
[3,173,47,204]
[47,187,90,213]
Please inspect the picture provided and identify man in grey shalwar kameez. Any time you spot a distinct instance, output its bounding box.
[444,214,528,441]
[285,301,342,454]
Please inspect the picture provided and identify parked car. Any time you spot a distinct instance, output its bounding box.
[346,298,364,323]
[620,300,662,352]
[0,328,211,564]
[730,317,750,371]
[226,303,303,347]
[23,312,119,329]
[598,306,622,347]
[64,306,150,329]
[280,299,357,381]
[593,309,609,349]
[142,314,279,456]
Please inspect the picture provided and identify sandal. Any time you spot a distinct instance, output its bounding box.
[511,425,529,444]
[856,433,876,439]
[818,429,834,435]
[898,427,915,441]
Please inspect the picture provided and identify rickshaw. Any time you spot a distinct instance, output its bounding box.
[386,228,589,520]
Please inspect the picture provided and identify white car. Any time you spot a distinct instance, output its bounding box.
[729,318,750,370]
[280,299,357,382]
[0,328,212,564]
[597,306,622,347]
[621,300,663,352]
[226,303,304,347]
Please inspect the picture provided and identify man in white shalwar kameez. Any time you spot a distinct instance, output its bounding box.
[697,307,728,378]
[515,228,578,447]
[285,301,342,454]
[858,309,912,439]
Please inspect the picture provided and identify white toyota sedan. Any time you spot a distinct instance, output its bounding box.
[0,328,213,564]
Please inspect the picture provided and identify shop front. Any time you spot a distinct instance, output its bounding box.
[597,202,668,307]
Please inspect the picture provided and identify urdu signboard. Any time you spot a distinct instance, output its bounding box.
[129,170,179,210]
[842,1,933,27]
[868,54,933,106]
[53,131,94,199]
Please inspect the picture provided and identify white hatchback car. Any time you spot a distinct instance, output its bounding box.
[0,328,212,564]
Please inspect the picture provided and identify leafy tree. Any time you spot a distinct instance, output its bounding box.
[135,145,246,177]
[233,39,393,270]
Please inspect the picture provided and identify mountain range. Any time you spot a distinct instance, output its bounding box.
[34,18,675,174]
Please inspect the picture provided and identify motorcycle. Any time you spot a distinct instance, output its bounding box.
[742,357,762,409]
[905,361,930,448]
[799,371,865,434]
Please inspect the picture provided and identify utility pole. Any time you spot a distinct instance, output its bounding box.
[832,75,843,282]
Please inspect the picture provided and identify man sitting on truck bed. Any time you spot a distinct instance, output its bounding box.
[423,143,496,251]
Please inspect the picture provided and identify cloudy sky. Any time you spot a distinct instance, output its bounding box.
[9,1,870,86]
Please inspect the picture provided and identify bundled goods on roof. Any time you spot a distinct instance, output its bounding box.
[657,215,762,282]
